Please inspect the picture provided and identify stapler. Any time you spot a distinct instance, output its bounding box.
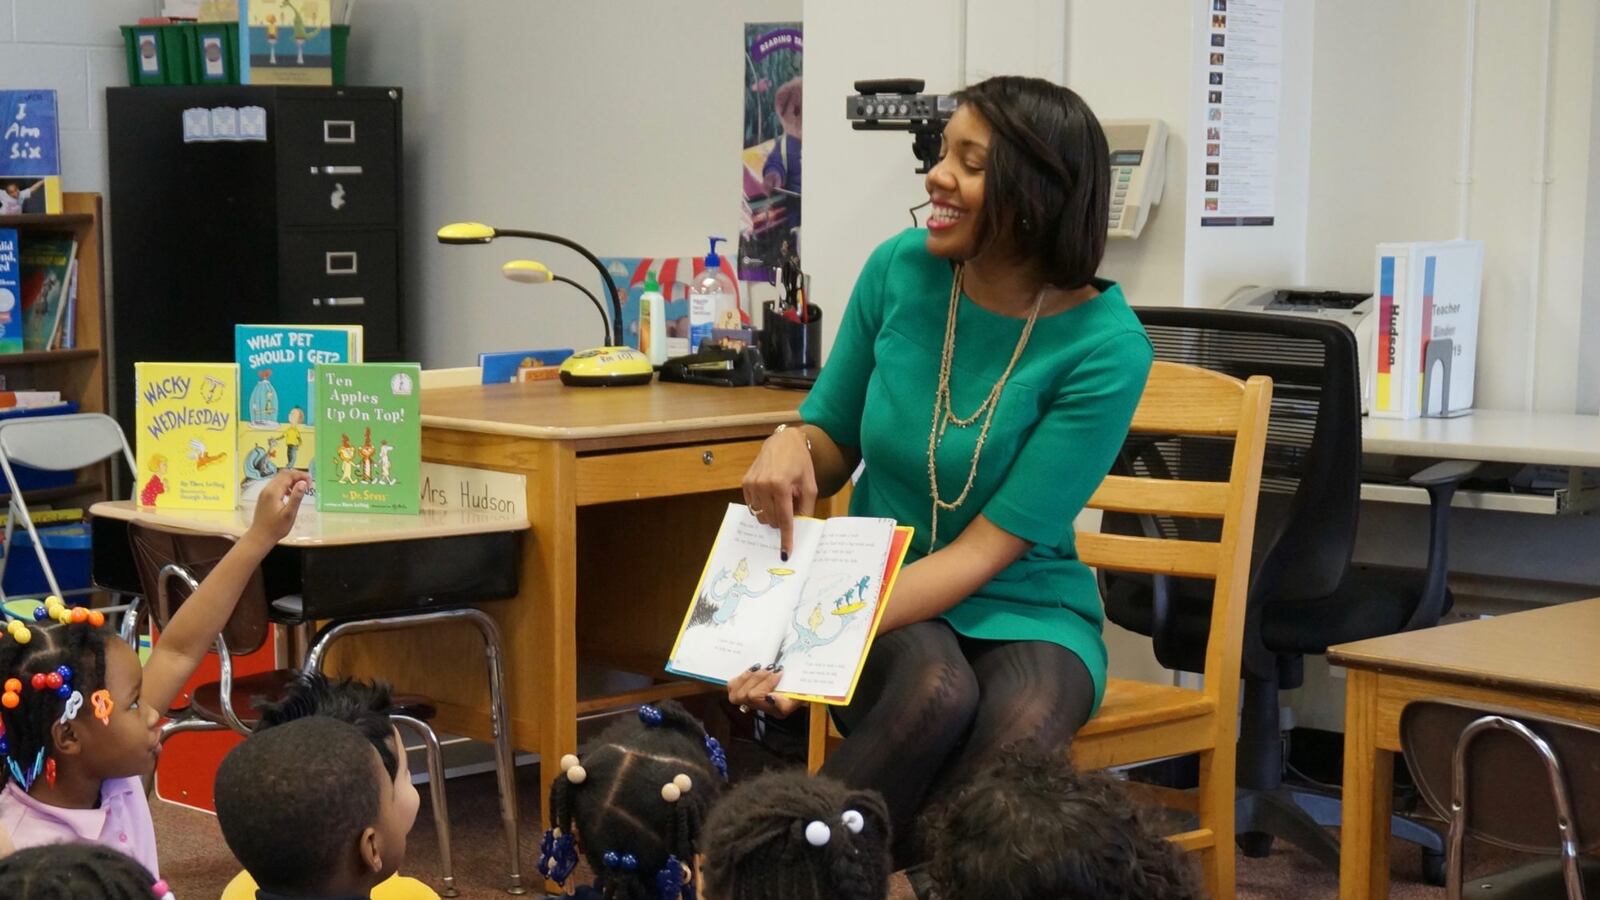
[658,346,766,387]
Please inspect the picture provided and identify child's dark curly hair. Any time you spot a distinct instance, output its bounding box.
[0,842,164,899]
[540,701,727,900]
[700,769,892,900]
[255,671,400,780]
[926,747,1203,900]
[0,618,112,786]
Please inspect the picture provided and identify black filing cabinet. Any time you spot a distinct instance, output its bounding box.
[106,85,403,436]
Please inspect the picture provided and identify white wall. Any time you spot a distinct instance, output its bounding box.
[1305,0,1599,414]
[347,0,800,366]
[0,0,151,196]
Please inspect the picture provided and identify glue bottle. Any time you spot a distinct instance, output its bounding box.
[639,269,667,366]
[688,236,735,353]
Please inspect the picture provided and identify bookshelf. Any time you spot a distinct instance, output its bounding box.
[0,192,112,506]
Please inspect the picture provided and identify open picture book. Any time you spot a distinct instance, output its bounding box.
[667,503,913,705]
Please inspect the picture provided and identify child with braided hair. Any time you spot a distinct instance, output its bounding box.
[699,770,891,900]
[537,701,728,900]
[0,469,309,875]
[0,842,175,899]
[925,746,1203,900]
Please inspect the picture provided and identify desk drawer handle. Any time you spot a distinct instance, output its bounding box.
[702,451,715,465]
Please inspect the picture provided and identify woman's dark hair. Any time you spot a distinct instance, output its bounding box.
[256,671,399,780]
[927,747,1202,900]
[0,620,112,786]
[543,701,726,900]
[700,770,891,900]
[951,75,1111,288]
[0,842,161,899]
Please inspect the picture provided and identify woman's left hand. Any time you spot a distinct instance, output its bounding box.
[728,665,804,719]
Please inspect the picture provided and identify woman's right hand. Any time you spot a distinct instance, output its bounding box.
[727,664,804,719]
[741,426,817,559]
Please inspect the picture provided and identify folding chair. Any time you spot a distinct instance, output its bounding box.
[0,413,135,608]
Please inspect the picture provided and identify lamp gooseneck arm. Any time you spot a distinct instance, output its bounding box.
[494,229,624,346]
[552,275,612,349]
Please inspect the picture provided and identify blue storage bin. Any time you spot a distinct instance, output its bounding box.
[0,402,82,493]
[0,524,92,597]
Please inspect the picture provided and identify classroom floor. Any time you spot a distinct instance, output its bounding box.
[151,749,1501,900]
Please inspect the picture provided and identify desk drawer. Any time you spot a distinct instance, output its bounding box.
[577,440,764,506]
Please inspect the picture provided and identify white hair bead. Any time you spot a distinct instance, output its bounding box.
[560,754,580,771]
[805,820,832,847]
[673,773,693,793]
[661,782,682,803]
[566,765,588,784]
[841,810,865,834]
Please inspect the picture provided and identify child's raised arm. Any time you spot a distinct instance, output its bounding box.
[140,469,310,716]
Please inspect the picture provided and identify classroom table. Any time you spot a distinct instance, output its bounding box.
[319,380,838,845]
[1329,598,1600,900]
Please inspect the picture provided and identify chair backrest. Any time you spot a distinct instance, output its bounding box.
[126,520,269,655]
[1401,699,1600,855]
[1100,309,1361,671]
[0,412,136,478]
[1078,361,1271,709]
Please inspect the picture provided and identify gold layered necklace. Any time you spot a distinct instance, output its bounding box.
[926,263,1045,549]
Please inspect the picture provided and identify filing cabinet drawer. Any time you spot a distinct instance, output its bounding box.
[276,95,399,227]
[277,229,400,356]
[576,440,765,506]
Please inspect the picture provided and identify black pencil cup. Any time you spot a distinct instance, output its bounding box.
[761,301,822,371]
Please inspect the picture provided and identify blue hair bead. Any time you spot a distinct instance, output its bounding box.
[536,829,578,885]
[704,735,729,780]
[621,853,639,871]
[31,607,47,622]
[638,704,664,727]
[55,684,72,699]
[602,850,621,869]
[656,855,687,900]
[0,737,8,755]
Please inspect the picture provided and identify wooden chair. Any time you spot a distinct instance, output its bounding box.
[806,361,1271,900]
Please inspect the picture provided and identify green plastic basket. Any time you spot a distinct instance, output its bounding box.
[121,24,193,86]
[188,22,240,85]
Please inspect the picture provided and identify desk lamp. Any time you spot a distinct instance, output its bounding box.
[438,222,652,387]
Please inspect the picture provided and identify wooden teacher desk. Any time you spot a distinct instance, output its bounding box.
[327,380,824,826]
[1329,598,1600,900]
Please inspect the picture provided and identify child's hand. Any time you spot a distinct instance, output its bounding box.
[246,469,311,549]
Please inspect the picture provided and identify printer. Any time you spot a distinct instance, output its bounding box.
[1223,286,1377,413]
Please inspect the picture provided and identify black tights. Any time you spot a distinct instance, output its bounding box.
[823,620,1096,867]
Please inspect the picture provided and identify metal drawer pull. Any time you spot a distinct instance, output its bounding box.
[325,251,359,275]
[323,120,356,143]
[319,165,364,175]
[312,297,367,307]
[702,451,715,465]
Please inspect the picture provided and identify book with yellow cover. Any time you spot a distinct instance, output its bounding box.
[134,362,239,510]
[667,503,912,705]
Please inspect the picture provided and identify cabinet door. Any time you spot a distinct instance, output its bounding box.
[275,96,399,227]
[277,229,400,357]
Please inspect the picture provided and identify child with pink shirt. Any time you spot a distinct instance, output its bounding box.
[0,469,309,875]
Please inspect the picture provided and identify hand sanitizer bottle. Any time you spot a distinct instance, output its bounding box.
[639,269,668,366]
[688,237,734,353]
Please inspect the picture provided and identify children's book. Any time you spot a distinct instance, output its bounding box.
[18,236,74,351]
[135,363,239,510]
[240,0,333,85]
[313,362,420,514]
[57,256,77,350]
[478,348,573,385]
[235,324,363,490]
[667,503,913,705]
[0,91,63,215]
[0,229,20,354]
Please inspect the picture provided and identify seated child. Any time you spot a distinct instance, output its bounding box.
[538,701,728,900]
[926,747,1203,900]
[218,672,432,900]
[699,769,892,900]
[0,469,309,877]
[0,841,173,899]
[215,714,415,899]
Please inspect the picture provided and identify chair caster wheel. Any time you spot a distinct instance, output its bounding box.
[1237,831,1275,858]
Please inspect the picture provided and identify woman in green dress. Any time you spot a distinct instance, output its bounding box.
[731,75,1154,863]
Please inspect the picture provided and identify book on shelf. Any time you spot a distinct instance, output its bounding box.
[0,390,62,408]
[313,362,420,515]
[0,228,19,354]
[56,255,77,350]
[666,503,913,705]
[234,324,363,494]
[477,348,573,385]
[240,0,334,85]
[0,91,63,215]
[134,362,239,510]
[18,236,75,351]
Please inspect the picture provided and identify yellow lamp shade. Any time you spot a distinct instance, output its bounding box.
[436,222,497,244]
[501,259,553,284]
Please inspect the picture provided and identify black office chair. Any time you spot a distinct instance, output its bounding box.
[1101,307,1477,883]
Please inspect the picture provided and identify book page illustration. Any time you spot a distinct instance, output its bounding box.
[773,516,897,699]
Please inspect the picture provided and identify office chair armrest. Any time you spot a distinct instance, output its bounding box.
[1404,459,1481,631]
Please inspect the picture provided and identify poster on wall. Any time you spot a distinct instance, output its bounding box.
[738,23,803,283]
[1199,0,1283,227]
